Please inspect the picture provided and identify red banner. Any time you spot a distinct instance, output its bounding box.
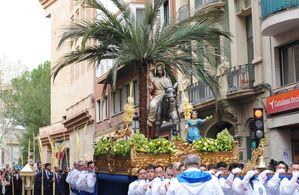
[266,89,299,115]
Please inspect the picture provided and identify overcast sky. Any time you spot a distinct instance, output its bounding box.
[0,0,51,71]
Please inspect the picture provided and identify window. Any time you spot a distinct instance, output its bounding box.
[111,92,116,115]
[119,89,123,112]
[96,100,101,122]
[280,41,299,86]
[246,15,253,64]
[136,8,145,24]
[133,80,139,105]
[96,59,113,77]
[103,96,108,119]
[163,0,169,26]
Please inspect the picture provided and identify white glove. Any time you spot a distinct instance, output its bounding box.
[231,168,242,175]
[292,171,299,180]
[243,170,256,183]
[276,168,286,174]
[258,170,272,184]
[215,171,224,177]
[208,170,216,175]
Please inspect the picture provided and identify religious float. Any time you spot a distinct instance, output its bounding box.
[93,77,267,194]
[94,129,239,176]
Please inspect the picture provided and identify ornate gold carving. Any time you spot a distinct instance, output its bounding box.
[243,138,266,173]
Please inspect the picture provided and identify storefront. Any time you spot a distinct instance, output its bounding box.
[266,88,299,164]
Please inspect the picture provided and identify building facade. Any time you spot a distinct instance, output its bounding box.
[39,0,96,167]
[0,123,25,167]
[261,0,299,164]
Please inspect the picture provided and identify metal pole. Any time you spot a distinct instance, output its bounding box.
[41,168,44,195]
[11,172,14,195]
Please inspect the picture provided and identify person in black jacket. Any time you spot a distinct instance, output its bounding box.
[61,167,70,195]
[34,162,43,195]
[43,163,54,195]
[13,169,22,195]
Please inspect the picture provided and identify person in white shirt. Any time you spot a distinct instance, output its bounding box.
[159,164,175,195]
[172,162,184,177]
[232,169,269,195]
[78,161,97,195]
[128,168,147,195]
[144,165,165,195]
[66,161,80,195]
[135,164,156,195]
[166,154,224,195]
[217,163,242,195]
[266,161,288,195]
[69,161,84,195]
[280,163,299,195]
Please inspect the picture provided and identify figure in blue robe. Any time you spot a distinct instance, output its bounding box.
[186,111,212,143]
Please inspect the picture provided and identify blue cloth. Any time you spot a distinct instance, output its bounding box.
[187,119,203,143]
[79,191,94,195]
[97,173,136,195]
[221,174,295,181]
[177,171,212,183]
[71,188,80,195]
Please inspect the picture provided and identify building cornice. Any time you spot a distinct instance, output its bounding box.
[63,111,93,131]
[39,0,56,9]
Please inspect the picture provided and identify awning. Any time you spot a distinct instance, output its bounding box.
[267,111,299,129]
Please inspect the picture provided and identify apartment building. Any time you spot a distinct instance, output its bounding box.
[261,0,299,164]
[39,0,96,166]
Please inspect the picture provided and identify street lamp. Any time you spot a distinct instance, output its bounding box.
[132,112,139,133]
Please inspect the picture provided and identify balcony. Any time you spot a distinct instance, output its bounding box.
[184,82,215,107]
[195,0,225,12]
[227,64,257,100]
[261,0,299,36]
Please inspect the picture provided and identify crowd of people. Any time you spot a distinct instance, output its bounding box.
[0,160,96,195]
[0,165,22,195]
[34,160,97,195]
[128,154,299,195]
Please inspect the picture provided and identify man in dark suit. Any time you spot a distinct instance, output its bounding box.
[44,163,54,195]
[61,167,70,195]
[34,162,43,195]
[13,169,22,195]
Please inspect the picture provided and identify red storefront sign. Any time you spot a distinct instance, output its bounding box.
[266,89,299,115]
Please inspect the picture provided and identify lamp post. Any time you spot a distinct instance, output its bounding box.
[132,112,139,133]
[19,163,35,195]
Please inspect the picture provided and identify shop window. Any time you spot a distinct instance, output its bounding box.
[280,41,299,86]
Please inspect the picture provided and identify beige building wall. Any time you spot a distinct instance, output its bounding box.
[39,0,96,166]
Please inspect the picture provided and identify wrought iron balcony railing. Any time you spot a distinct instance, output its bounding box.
[227,64,254,93]
[261,0,299,19]
[195,0,224,11]
[184,82,215,105]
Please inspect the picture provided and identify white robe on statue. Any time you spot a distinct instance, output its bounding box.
[166,168,224,195]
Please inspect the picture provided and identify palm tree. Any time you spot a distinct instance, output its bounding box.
[53,0,230,136]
